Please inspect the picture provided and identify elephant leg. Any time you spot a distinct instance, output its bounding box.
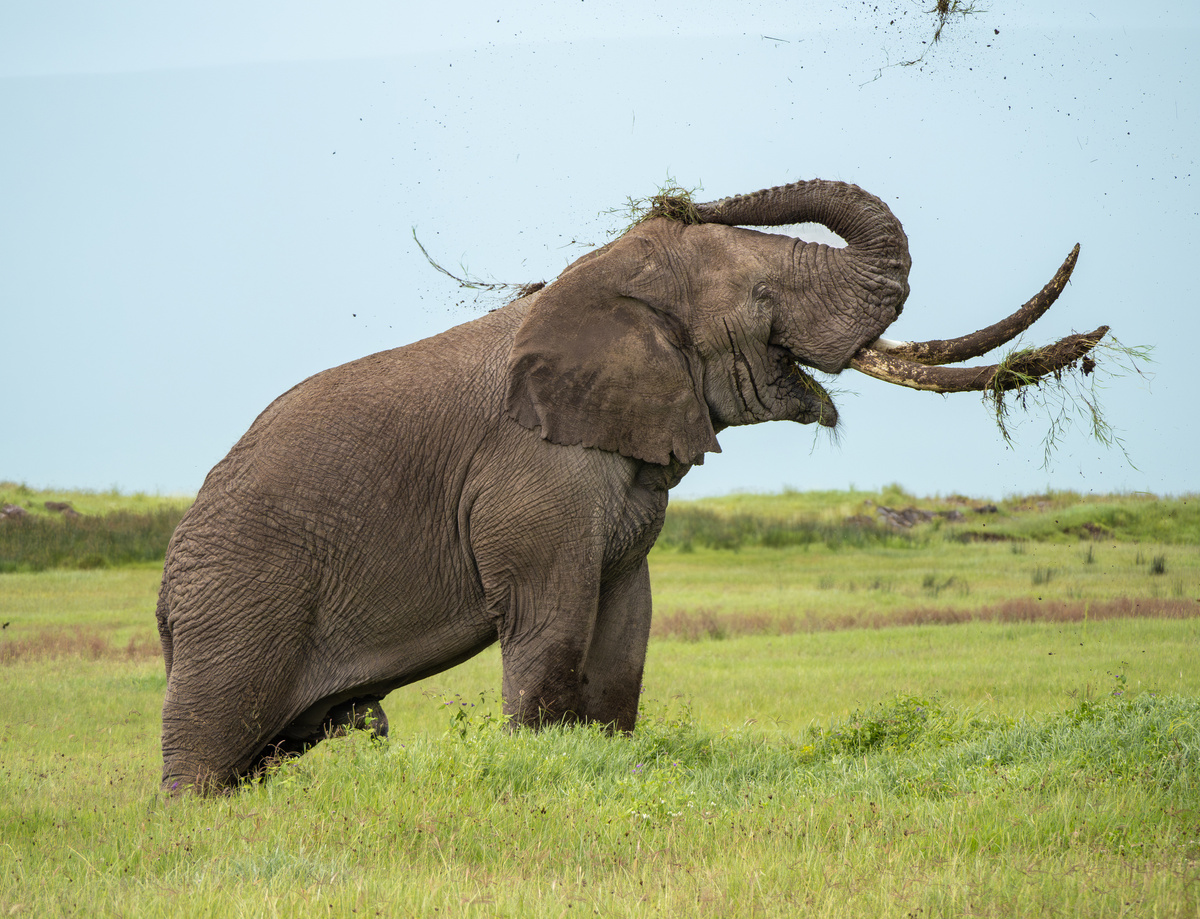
[160,603,312,794]
[494,556,652,732]
[494,562,602,729]
[579,559,653,732]
[499,634,588,728]
[161,669,285,794]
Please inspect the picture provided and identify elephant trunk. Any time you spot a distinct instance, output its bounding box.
[695,179,912,372]
[694,179,911,273]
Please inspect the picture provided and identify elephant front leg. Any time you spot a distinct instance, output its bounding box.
[579,560,653,732]
[493,562,601,728]
[499,631,589,728]
[493,559,652,732]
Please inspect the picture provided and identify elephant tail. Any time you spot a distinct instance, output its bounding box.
[155,575,174,678]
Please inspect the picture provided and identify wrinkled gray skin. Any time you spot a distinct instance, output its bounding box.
[157,179,911,793]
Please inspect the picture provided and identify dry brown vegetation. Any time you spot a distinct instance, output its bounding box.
[0,628,161,665]
[652,597,1200,641]
[5,599,1197,662]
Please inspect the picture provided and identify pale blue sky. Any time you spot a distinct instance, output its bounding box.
[2,2,1196,499]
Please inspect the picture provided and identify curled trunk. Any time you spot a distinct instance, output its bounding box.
[695,180,913,372]
[693,182,1106,396]
[695,179,911,268]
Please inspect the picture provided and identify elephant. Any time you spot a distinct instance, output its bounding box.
[157,179,1103,793]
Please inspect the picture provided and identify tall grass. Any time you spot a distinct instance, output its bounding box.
[2,485,1197,571]
[0,482,190,573]
[655,504,915,551]
[0,507,186,572]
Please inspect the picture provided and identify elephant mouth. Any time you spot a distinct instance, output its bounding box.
[847,245,1108,393]
[775,348,838,428]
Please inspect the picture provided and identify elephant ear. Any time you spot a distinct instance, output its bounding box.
[504,271,720,466]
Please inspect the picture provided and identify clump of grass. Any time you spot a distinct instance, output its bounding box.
[1150,555,1167,575]
[921,573,962,597]
[1031,566,1056,586]
[898,0,984,67]
[605,176,704,236]
[812,694,949,756]
[985,337,1152,470]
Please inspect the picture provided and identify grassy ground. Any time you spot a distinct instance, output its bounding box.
[650,541,1198,636]
[1,486,1198,916]
[2,641,1197,917]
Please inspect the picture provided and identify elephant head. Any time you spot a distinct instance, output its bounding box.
[505,178,1103,466]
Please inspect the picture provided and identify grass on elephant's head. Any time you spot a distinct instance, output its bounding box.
[605,176,704,236]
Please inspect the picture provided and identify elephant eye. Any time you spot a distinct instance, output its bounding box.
[752,282,774,304]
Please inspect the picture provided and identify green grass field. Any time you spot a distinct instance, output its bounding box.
[1,486,1198,916]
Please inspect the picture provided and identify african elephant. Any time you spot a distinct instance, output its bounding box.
[157,179,1101,793]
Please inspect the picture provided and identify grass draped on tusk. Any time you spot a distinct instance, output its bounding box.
[849,325,1109,393]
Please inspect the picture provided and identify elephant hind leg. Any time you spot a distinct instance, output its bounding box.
[244,697,390,781]
[160,639,312,795]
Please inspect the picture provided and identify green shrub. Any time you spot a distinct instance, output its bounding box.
[0,507,185,572]
[656,505,913,552]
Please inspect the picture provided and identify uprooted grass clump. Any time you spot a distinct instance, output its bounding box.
[605,177,704,236]
[985,337,1152,469]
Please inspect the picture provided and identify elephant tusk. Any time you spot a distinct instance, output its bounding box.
[867,245,1080,366]
[849,325,1109,393]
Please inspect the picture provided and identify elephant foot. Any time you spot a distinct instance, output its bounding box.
[160,764,241,797]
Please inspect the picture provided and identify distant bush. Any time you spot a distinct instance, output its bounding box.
[656,504,914,552]
[974,494,1200,544]
[0,507,185,573]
